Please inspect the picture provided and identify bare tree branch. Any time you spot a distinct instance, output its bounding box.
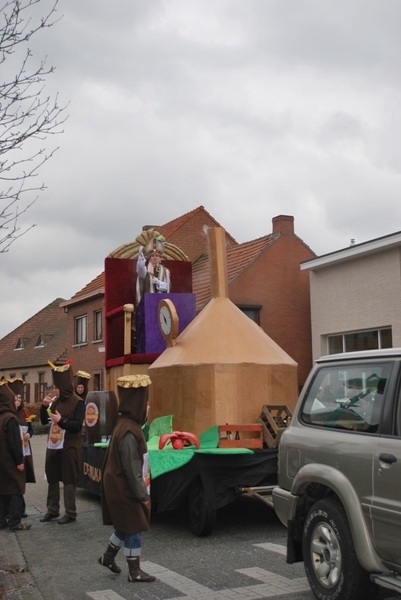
[0,0,68,253]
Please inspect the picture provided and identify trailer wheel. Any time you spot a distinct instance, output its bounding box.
[187,479,217,537]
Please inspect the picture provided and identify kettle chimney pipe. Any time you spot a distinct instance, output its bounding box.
[207,227,229,299]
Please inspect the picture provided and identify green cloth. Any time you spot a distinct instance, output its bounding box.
[148,424,253,479]
[93,420,254,479]
[148,415,173,438]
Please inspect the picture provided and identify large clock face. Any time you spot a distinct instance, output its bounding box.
[159,305,172,335]
[157,299,179,347]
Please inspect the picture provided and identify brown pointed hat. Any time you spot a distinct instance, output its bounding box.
[48,360,74,397]
[0,379,17,414]
[116,374,151,424]
[6,377,24,397]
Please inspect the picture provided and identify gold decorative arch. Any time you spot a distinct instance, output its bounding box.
[108,229,190,261]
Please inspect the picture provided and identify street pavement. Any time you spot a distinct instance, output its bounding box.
[1,435,400,600]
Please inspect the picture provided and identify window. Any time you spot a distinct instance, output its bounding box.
[93,372,101,391]
[34,334,53,348]
[94,310,103,341]
[21,374,30,403]
[237,305,261,325]
[14,337,30,350]
[74,315,88,345]
[328,328,392,355]
[300,361,392,434]
[35,372,47,401]
[23,383,31,403]
[35,335,45,348]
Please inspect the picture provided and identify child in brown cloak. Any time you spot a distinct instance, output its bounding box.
[98,374,155,583]
[74,370,91,401]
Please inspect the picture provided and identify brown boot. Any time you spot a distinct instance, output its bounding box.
[127,557,155,582]
[98,541,121,573]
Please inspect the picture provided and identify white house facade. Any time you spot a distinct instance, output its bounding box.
[301,231,401,361]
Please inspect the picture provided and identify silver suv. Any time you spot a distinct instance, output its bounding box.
[273,348,401,600]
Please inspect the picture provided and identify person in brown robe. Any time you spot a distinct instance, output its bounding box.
[0,381,30,531]
[39,361,85,525]
[74,370,91,401]
[98,374,155,583]
[7,378,36,485]
[7,378,36,521]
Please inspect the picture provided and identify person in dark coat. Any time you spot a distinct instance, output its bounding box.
[98,374,155,583]
[7,378,36,485]
[0,381,30,531]
[39,361,85,525]
[7,378,36,521]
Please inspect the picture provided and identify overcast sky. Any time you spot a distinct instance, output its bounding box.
[1,0,400,340]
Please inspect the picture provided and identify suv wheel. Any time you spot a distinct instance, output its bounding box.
[302,498,372,600]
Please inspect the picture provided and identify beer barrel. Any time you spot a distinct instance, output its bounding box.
[84,391,119,444]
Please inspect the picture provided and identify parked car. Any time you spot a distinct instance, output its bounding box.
[273,348,401,600]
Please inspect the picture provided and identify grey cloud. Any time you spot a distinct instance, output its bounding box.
[0,0,400,339]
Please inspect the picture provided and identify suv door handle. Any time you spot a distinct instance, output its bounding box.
[379,453,397,464]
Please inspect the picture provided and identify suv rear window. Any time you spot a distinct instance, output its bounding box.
[301,362,392,433]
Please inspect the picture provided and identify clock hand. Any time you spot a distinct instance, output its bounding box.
[163,315,167,324]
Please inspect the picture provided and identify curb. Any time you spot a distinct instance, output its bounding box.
[0,530,44,600]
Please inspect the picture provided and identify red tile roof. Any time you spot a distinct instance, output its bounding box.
[66,233,277,313]
[159,206,238,244]
[70,272,105,299]
[60,272,105,308]
[0,299,68,369]
[66,207,238,305]
[193,234,278,310]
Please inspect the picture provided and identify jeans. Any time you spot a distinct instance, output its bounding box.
[111,530,142,557]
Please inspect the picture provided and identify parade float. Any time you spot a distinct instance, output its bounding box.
[79,226,297,535]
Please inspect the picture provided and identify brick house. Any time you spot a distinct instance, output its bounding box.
[0,299,68,401]
[60,273,105,391]
[193,215,315,387]
[157,205,238,261]
[301,230,401,361]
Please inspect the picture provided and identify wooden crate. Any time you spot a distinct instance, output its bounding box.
[218,424,263,449]
[257,404,292,448]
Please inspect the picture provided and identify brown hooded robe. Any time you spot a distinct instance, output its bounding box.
[101,384,150,534]
[43,365,84,485]
[0,383,25,496]
[74,370,91,401]
[8,378,36,484]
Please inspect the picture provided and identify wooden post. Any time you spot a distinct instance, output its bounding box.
[123,303,134,356]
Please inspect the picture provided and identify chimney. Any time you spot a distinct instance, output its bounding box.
[350,239,355,246]
[272,215,294,236]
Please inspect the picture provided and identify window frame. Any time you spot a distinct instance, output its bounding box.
[74,314,88,346]
[300,361,393,434]
[236,304,262,325]
[93,309,103,342]
[328,327,392,355]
